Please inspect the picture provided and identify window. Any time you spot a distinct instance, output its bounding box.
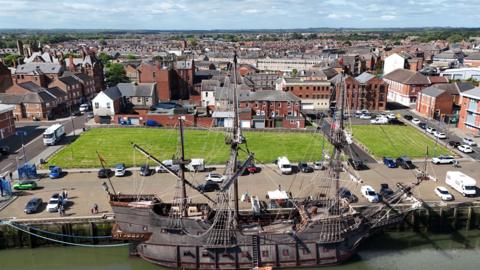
[153,72,156,78]
[137,98,142,103]
[106,102,111,109]
[205,92,209,97]
[261,250,269,257]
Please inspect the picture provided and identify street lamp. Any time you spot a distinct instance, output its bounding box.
[15,130,27,164]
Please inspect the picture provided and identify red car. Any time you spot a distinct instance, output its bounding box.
[246,164,260,174]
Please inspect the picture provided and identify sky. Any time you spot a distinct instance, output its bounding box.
[0,0,479,30]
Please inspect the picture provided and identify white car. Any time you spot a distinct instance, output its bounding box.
[313,160,325,170]
[458,144,474,153]
[431,155,455,164]
[359,114,372,119]
[205,173,225,183]
[46,193,66,212]
[114,163,126,177]
[370,117,388,124]
[79,103,89,112]
[386,113,396,119]
[426,127,436,134]
[155,160,180,173]
[433,131,447,139]
[434,186,453,201]
[360,185,379,203]
[463,137,477,146]
[412,118,421,125]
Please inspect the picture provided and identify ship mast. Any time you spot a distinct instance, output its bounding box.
[178,117,188,217]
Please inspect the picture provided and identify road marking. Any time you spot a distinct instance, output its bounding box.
[1,163,14,171]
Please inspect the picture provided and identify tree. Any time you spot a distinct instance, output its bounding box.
[3,54,23,67]
[98,52,111,67]
[126,54,137,60]
[291,69,298,77]
[187,37,198,47]
[290,32,303,40]
[447,34,464,43]
[105,63,129,87]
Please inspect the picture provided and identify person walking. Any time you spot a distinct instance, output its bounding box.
[61,189,68,199]
[92,203,99,214]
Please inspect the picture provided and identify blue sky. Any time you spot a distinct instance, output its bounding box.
[0,0,479,29]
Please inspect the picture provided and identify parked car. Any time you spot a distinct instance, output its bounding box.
[313,160,325,170]
[383,157,397,168]
[426,126,436,134]
[140,164,152,176]
[48,166,63,179]
[418,122,427,129]
[458,145,474,153]
[359,114,372,120]
[46,193,66,212]
[403,114,413,121]
[379,183,394,199]
[396,156,415,169]
[155,160,180,173]
[115,163,126,177]
[24,198,43,214]
[0,145,10,155]
[79,103,90,112]
[360,185,379,203]
[432,155,456,164]
[205,173,225,183]
[298,162,314,173]
[463,137,477,146]
[370,117,389,124]
[347,158,366,170]
[86,112,94,119]
[433,131,447,139]
[246,164,261,174]
[389,119,403,125]
[448,141,461,148]
[411,118,421,125]
[338,187,357,203]
[434,186,453,201]
[145,119,161,127]
[13,180,38,190]
[97,168,112,178]
[197,180,220,193]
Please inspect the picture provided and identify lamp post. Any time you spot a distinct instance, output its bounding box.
[15,130,27,165]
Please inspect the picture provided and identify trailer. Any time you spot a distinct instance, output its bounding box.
[43,124,65,146]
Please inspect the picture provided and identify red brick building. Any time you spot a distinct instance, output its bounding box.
[0,62,12,93]
[458,88,480,135]
[276,77,333,110]
[0,104,15,139]
[336,72,387,112]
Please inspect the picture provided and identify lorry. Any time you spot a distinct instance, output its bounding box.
[186,158,205,172]
[277,156,292,175]
[445,171,477,197]
[43,124,65,146]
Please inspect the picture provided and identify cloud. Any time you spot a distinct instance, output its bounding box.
[0,0,478,29]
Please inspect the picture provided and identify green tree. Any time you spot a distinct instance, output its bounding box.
[3,54,23,67]
[98,52,111,67]
[105,63,129,87]
[447,34,464,43]
[187,37,198,47]
[126,54,137,60]
[290,32,303,40]
[291,68,298,77]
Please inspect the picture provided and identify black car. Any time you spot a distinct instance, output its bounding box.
[448,140,461,148]
[140,164,152,176]
[298,162,314,173]
[379,184,394,199]
[396,156,415,169]
[404,114,413,121]
[24,198,43,214]
[347,158,366,170]
[0,145,10,155]
[97,168,112,178]
[338,187,357,203]
[388,119,403,125]
[197,180,220,193]
[418,122,427,129]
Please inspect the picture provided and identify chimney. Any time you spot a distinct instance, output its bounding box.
[69,54,75,72]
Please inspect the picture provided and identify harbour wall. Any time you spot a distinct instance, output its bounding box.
[2,202,480,249]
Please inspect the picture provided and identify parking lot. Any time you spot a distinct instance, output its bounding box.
[2,159,480,220]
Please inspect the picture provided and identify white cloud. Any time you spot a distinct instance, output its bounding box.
[381,15,396,21]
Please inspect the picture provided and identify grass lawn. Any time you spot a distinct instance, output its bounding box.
[47,128,331,168]
[351,125,454,159]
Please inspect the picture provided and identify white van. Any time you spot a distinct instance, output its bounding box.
[186,158,205,172]
[277,156,292,175]
[445,171,477,197]
[155,160,180,173]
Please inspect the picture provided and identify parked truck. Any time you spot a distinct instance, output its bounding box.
[445,171,477,197]
[277,156,292,175]
[43,124,65,146]
[186,159,205,172]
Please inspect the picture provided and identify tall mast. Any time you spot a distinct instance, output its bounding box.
[179,117,188,217]
[231,51,240,223]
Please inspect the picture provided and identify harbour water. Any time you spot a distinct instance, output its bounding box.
[1,230,480,270]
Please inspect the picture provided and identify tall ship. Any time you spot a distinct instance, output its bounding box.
[106,53,424,269]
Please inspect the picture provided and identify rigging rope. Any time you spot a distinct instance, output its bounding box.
[10,222,112,239]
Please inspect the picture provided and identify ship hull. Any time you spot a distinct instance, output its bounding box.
[111,203,369,269]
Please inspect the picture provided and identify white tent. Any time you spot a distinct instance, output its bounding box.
[267,189,289,200]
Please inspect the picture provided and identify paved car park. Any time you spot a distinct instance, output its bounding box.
[2,160,480,219]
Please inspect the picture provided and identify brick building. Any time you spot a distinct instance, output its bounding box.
[48,75,83,107]
[335,72,387,112]
[0,104,15,139]
[276,77,333,110]
[67,49,105,92]
[458,88,480,135]
[0,62,12,93]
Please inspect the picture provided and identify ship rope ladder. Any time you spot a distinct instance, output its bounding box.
[251,234,260,268]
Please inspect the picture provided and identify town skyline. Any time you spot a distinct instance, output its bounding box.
[1,0,480,30]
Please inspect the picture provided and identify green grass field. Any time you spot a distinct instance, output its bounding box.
[47,128,331,168]
[351,125,454,159]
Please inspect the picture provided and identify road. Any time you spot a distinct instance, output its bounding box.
[4,159,479,220]
[0,114,87,175]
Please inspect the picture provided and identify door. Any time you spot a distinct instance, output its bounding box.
[129,118,140,125]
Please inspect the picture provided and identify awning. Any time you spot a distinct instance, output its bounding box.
[267,189,289,200]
